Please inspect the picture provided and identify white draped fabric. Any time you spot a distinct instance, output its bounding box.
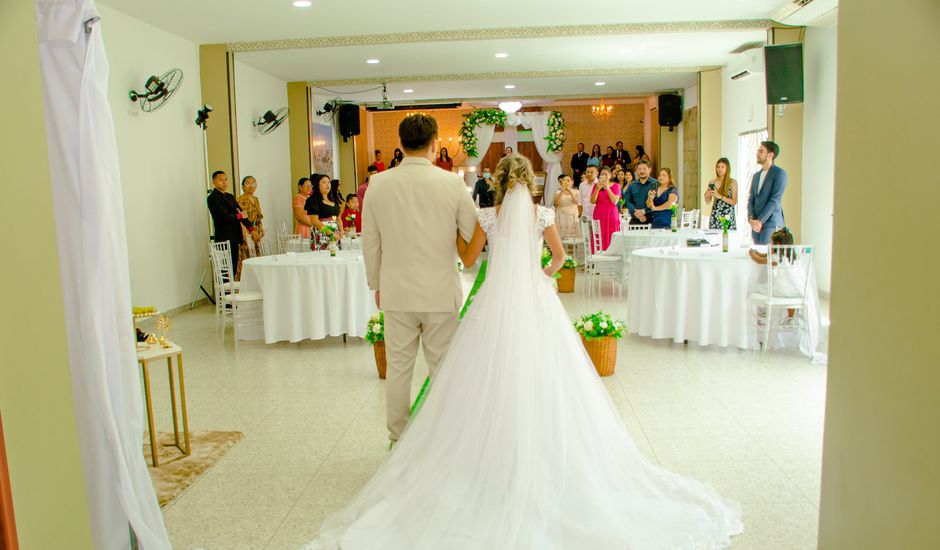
[520,112,562,206]
[463,123,495,170]
[35,1,171,548]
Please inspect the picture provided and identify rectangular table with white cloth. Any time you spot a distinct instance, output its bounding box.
[602,228,739,256]
[626,246,826,362]
[239,250,377,343]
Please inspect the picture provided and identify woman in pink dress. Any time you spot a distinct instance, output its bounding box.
[591,166,622,251]
[292,177,314,238]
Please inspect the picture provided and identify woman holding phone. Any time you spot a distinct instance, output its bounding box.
[705,157,737,229]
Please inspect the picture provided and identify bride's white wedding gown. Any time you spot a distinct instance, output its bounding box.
[304,186,743,549]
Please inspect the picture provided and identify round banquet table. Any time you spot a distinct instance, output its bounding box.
[626,246,824,359]
[603,228,737,256]
[239,250,377,343]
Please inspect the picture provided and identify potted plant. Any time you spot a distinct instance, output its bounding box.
[574,311,626,377]
[365,312,386,379]
[557,256,579,293]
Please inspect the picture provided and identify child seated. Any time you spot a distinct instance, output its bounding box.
[341,193,361,233]
[749,227,805,323]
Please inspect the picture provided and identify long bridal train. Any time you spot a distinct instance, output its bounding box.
[304,186,743,549]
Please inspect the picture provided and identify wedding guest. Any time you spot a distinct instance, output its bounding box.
[293,177,314,238]
[749,226,802,324]
[503,146,514,157]
[472,168,495,208]
[374,150,386,171]
[633,145,651,168]
[613,163,624,174]
[646,168,679,229]
[580,165,598,221]
[435,147,454,171]
[587,144,602,168]
[207,170,250,275]
[706,157,738,230]
[570,142,589,187]
[237,176,265,262]
[305,173,344,249]
[552,173,580,239]
[622,160,658,225]
[591,166,622,250]
[389,148,404,168]
[747,141,787,244]
[602,146,617,168]
[341,193,362,233]
[358,165,378,207]
[614,141,632,166]
[619,169,635,210]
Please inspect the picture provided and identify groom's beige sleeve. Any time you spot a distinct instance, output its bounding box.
[455,180,478,241]
[361,190,381,291]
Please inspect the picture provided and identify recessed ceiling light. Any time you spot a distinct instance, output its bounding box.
[403,89,414,93]
[504,84,516,89]
[366,59,380,64]
[595,81,606,86]
[292,0,312,7]
[618,48,632,54]
[494,53,509,58]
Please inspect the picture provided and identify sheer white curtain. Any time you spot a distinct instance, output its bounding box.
[35,0,171,548]
[463,123,496,171]
[520,112,562,205]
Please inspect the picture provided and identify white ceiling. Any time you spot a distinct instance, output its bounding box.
[98,0,788,102]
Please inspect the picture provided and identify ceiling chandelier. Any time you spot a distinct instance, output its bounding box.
[592,102,614,120]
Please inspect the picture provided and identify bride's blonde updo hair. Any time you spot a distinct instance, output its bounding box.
[491,154,537,205]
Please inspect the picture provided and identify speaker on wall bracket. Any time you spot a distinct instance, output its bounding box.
[764,43,804,105]
[337,103,361,142]
[658,93,682,131]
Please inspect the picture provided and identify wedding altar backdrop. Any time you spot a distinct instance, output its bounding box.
[460,109,565,204]
[36,0,171,548]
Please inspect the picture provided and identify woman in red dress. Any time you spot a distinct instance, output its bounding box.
[434,147,453,171]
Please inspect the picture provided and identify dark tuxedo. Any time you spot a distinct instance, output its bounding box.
[207,188,249,268]
[614,148,632,166]
[571,151,589,186]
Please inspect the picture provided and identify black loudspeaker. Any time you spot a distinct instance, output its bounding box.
[338,104,361,139]
[658,94,682,128]
[764,44,804,104]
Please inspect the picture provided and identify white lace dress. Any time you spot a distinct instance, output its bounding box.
[304,188,743,550]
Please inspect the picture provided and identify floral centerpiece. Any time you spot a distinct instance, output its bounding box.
[670,204,679,232]
[366,312,387,379]
[573,310,626,376]
[459,108,508,158]
[545,111,566,152]
[557,256,579,293]
[719,215,732,252]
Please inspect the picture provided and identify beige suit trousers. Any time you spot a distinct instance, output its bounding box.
[384,310,459,441]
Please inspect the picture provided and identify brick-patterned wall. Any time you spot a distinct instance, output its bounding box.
[371,108,474,169]
[549,104,646,175]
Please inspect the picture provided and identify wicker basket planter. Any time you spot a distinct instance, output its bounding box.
[373,341,387,379]
[581,336,618,377]
[557,267,576,293]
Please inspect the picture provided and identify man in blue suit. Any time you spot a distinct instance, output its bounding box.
[747,141,787,244]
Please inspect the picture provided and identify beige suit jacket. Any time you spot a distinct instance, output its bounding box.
[361,156,478,313]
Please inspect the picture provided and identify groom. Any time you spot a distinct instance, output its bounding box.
[361,114,478,442]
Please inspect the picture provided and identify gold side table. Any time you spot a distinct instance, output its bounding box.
[136,342,189,467]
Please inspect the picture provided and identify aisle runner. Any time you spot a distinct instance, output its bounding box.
[409,261,488,416]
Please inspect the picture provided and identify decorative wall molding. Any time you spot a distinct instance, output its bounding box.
[228,19,774,52]
[309,66,715,87]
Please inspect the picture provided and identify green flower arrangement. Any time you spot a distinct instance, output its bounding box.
[574,311,626,340]
[719,215,732,231]
[545,111,566,152]
[460,108,508,158]
[670,204,678,218]
[541,247,564,279]
[365,311,384,344]
[562,256,579,269]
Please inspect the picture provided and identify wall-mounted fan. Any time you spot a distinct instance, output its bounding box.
[254,108,288,135]
[129,68,183,112]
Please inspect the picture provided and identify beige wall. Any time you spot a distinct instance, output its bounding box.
[819,1,940,548]
[699,69,723,218]
[0,2,95,548]
[658,125,679,184]
[769,28,804,242]
[200,44,240,188]
[287,82,312,187]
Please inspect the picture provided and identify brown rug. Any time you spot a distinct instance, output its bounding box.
[144,430,244,507]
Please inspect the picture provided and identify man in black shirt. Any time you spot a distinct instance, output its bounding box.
[570,143,589,188]
[472,167,495,208]
[206,170,250,270]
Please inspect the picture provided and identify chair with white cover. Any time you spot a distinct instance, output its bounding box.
[583,219,622,298]
[681,209,700,229]
[619,223,652,286]
[209,245,261,348]
[748,244,815,357]
[557,212,584,266]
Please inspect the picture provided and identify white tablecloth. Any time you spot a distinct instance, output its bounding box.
[626,246,825,361]
[603,228,737,255]
[240,250,377,343]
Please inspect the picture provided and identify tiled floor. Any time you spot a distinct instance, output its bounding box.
[148,279,827,550]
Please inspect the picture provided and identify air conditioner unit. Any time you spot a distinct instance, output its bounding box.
[728,48,764,81]
[773,0,839,27]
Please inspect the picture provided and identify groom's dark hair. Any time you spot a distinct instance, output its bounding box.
[399,114,438,152]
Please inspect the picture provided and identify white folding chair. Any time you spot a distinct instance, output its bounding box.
[681,209,700,229]
[748,245,815,357]
[619,223,652,286]
[584,219,622,298]
[257,233,273,257]
[557,212,584,266]
[209,242,238,328]
[210,247,262,348]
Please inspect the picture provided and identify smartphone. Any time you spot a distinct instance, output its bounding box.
[708,183,716,191]
[483,172,491,179]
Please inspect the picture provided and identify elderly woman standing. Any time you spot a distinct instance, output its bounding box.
[293,177,314,238]
[234,175,264,275]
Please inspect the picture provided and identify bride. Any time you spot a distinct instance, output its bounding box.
[304,155,743,549]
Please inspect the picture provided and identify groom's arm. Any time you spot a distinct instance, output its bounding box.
[455,180,478,241]
[361,191,381,295]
